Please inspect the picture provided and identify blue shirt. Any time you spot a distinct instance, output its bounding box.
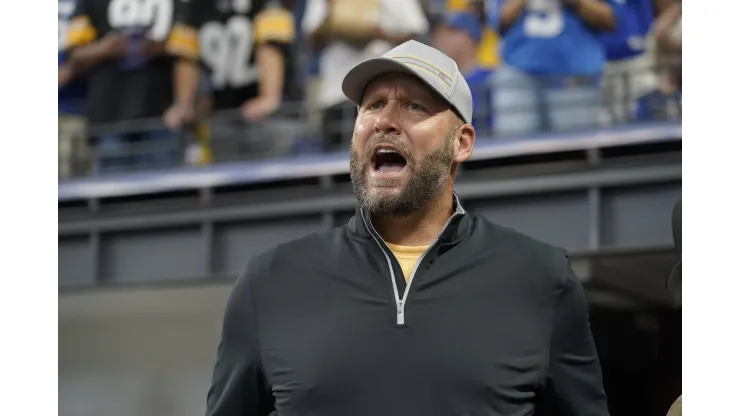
[600,0,654,61]
[490,0,621,76]
[58,0,87,115]
[465,67,495,132]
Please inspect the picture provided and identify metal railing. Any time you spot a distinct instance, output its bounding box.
[58,61,681,180]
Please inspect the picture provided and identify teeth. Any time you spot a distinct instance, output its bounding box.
[377,148,398,154]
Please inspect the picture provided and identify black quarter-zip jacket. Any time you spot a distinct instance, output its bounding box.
[206,197,609,416]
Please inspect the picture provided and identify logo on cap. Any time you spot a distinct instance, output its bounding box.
[437,70,452,84]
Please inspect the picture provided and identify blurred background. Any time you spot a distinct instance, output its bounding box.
[58,0,682,415]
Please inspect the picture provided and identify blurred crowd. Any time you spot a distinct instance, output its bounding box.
[58,0,682,178]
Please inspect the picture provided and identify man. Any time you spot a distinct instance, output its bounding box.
[301,0,428,151]
[61,0,179,172]
[666,199,681,416]
[165,0,296,161]
[164,0,295,126]
[205,40,609,415]
[489,0,621,135]
[434,12,494,133]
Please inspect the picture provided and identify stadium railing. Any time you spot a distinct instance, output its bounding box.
[58,61,681,188]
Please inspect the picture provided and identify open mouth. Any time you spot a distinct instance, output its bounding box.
[372,146,408,174]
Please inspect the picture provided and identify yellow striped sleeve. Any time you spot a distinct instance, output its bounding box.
[167,23,200,60]
[476,27,500,69]
[254,8,295,44]
[65,16,96,48]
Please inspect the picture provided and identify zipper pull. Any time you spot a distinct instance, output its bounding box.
[396,301,405,325]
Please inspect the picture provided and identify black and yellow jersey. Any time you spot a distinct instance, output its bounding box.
[167,0,295,111]
[65,0,179,124]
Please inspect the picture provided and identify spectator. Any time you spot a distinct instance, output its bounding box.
[165,0,297,160]
[417,1,500,74]
[301,0,429,152]
[635,0,681,122]
[440,0,501,70]
[600,0,674,124]
[489,0,620,136]
[61,0,180,173]
[434,12,494,133]
[58,0,89,178]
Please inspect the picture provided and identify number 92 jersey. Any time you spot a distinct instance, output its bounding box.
[167,0,295,110]
[490,0,624,77]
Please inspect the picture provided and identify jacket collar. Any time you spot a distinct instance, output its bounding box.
[347,192,471,245]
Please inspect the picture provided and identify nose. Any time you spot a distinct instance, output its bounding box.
[373,101,401,136]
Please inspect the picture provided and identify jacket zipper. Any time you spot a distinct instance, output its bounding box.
[362,211,463,326]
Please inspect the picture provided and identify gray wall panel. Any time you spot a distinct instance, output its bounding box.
[100,228,204,283]
[601,183,681,248]
[59,160,682,287]
[59,237,94,287]
[466,192,590,251]
[60,317,221,416]
[213,216,323,275]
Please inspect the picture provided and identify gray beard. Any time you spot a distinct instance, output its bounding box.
[350,135,454,217]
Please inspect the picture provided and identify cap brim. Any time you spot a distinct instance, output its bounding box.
[342,57,454,113]
[667,260,681,292]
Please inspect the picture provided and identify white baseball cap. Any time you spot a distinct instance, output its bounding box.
[341,40,474,124]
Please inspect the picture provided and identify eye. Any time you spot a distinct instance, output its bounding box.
[366,101,383,110]
[408,102,425,112]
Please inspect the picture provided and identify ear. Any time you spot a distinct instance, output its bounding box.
[453,122,475,164]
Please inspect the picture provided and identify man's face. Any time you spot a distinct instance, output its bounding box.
[349,73,465,216]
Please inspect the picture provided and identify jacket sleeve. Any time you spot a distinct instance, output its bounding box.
[206,257,275,416]
[540,259,610,415]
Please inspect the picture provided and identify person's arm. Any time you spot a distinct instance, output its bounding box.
[62,0,126,78]
[494,0,527,34]
[539,259,610,415]
[173,58,201,110]
[59,62,75,88]
[653,1,681,54]
[67,33,126,74]
[206,258,275,416]
[242,6,295,121]
[164,19,201,129]
[256,44,285,101]
[565,0,616,31]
